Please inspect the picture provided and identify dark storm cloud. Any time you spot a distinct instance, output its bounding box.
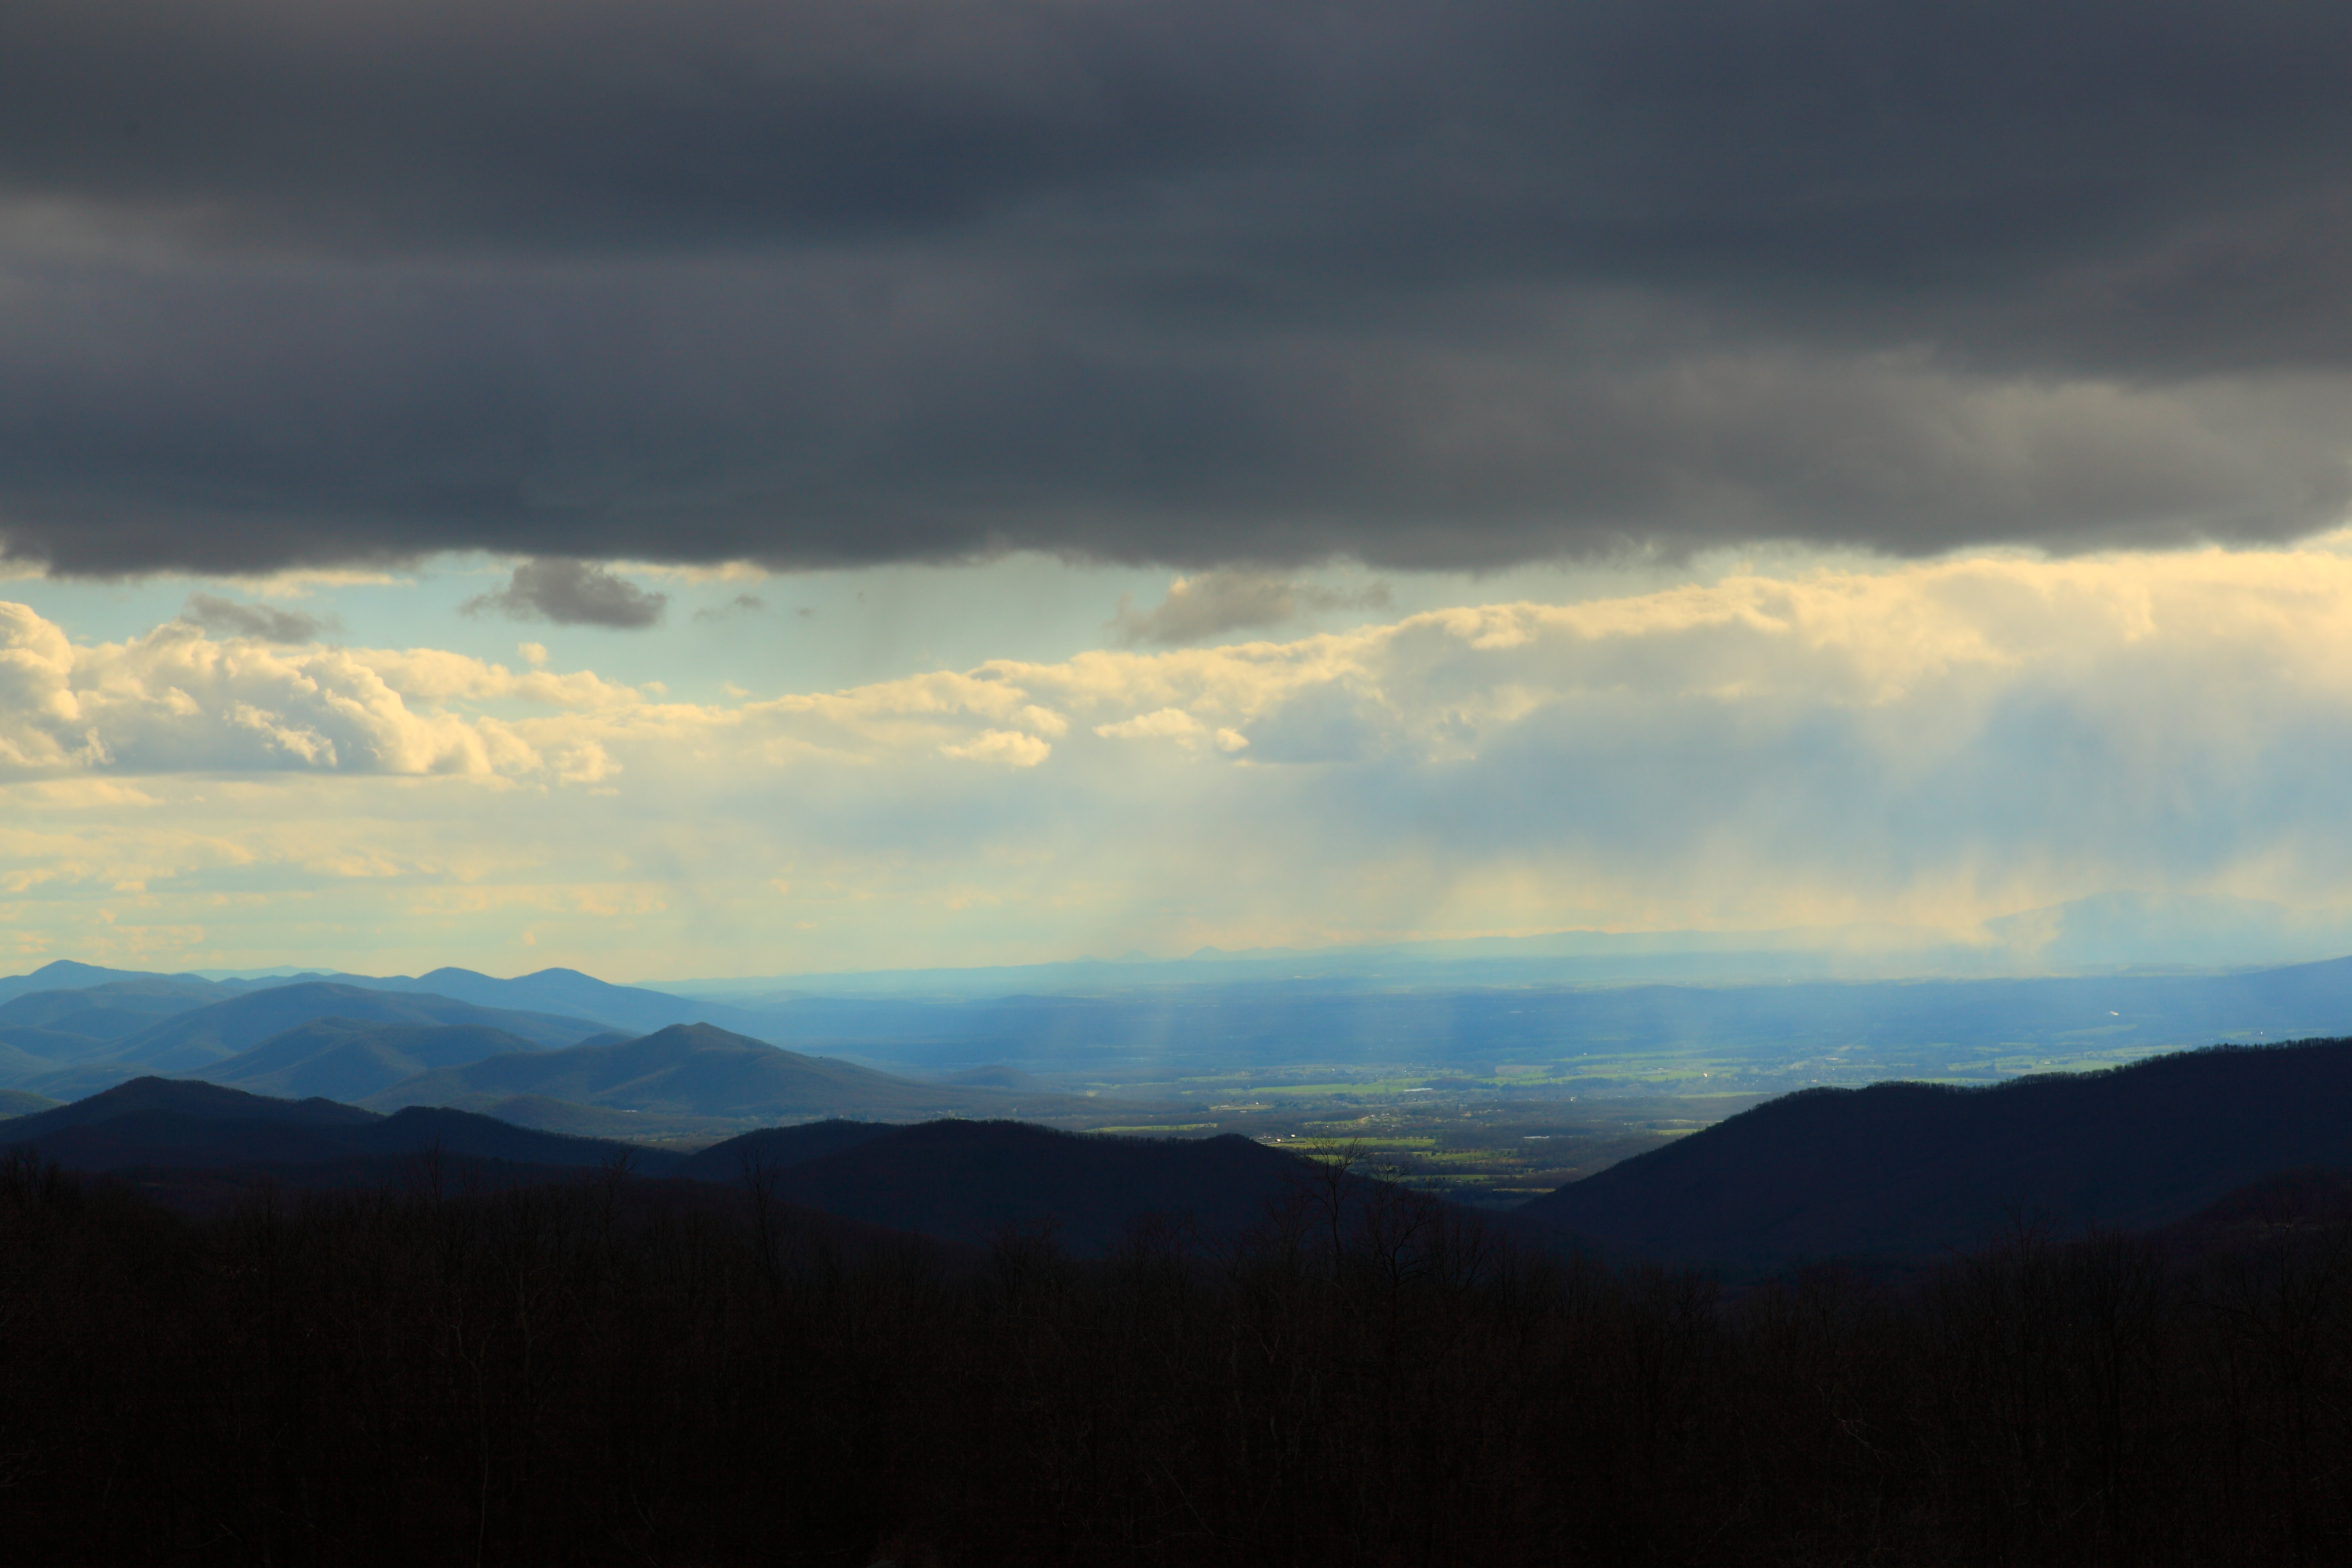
[461,559,668,627]
[3,0,2351,574]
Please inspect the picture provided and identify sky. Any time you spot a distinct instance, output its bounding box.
[3,0,2351,980]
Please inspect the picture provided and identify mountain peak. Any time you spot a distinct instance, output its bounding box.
[3,1075,384,1139]
[632,1020,761,1047]
[26,959,150,983]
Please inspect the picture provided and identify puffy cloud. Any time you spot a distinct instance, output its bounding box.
[0,608,551,777]
[18,543,2352,973]
[940,729,1052,767]
[351,646,641,711]
[0,601,85,768]
[1093,708,1205,744]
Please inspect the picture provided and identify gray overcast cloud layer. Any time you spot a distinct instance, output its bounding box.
[3,0,2351,574]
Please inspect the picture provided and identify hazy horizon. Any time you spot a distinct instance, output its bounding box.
[16,884,2352,995]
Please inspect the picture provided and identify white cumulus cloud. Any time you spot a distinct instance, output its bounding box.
[18,541,2352,975]
[940,730,1052,767]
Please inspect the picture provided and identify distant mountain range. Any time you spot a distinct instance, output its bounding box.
[1525,1036,2352,1268]
[362,1021,1100,1122]
[15,936,2352,1131]
[0,961,830,1108]
[3,983,609,1100]
[14,934,2352,1072]
[0,960,1110,1143]
[0,975,224,1037]
[0,958,775,1037]
[311,965,777,1035]
[199,1018,544,1101]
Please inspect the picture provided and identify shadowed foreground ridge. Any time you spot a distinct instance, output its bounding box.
[3,1082,1389,1253]
[0,1076,691,1176]
[1525,1036,2352,1264]
[2,1146,2348,1565]
[699,1117,1346,1251]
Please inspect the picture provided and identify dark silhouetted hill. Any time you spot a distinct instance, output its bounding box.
[5,1076,379,1137]
[2156,1166,2352,1261]
[748,1119,1330,1251]
[676,1119,894,1179]
[367,1022,1095,1120]
[1523,1038,2352,1266]
[196,1018,544,1101]
[13,1110,384,1170]
[359,1105,683,1172]
[0,1076,683,1175]
[2,1075,1362,1255]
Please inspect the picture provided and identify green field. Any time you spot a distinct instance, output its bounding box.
[1015,1029,2194,1204]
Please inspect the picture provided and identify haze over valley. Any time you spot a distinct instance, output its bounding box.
[13,930,2352,1207]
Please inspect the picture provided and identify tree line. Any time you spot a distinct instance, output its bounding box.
[0,1146,2347,1565]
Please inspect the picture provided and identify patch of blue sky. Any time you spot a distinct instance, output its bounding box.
[6,543,1897,705]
